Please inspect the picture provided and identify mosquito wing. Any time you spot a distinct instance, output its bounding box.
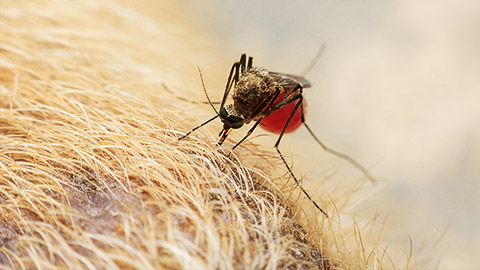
[269,72,311,88]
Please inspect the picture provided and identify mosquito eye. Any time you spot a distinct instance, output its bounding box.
[227,115,243,124]
[219,107,228,119]
[220,107,243,128]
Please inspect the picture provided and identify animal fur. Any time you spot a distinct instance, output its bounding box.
[0,0,404,269]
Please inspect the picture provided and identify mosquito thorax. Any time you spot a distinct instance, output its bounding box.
[232,67,278,119]
[219,105,244,129]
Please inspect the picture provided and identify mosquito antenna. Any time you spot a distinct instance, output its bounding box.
[197,66,219,116]
[300,43,327,77]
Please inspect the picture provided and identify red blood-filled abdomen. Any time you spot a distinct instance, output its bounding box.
[260,92,305,134]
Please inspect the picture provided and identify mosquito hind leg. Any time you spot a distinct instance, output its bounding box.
[275,146,327,217]
[273,89,328,217]
[300,103,378,184]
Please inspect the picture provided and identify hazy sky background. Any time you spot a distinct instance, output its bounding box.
[186,1,480,268]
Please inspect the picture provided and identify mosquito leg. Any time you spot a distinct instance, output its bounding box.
[229,119,262,153]
[276,147,327,217]
[228,87,283,153]
[240,54,247,73]
[273,91,328,217]
[247,56,253,69]
[302,123,378,184]
[233,61,241,85]
[300,43,327,77]
[298,89,377,184]
[272,83,304,145]
[221,62,240,109]
[178,115,219,140]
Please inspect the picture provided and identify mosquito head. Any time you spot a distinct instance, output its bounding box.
[219,105,244,129]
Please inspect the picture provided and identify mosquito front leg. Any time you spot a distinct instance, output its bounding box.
[178,115,219,140]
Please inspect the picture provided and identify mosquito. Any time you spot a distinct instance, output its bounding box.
[178,46,377,217]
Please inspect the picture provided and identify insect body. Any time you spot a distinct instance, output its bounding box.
[259,76,309,134]
[217,67,306,146]
[179,52,377,217]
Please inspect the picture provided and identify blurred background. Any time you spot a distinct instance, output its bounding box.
[183,1,479,268]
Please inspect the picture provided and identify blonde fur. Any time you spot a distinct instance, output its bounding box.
[0,0,409,269]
